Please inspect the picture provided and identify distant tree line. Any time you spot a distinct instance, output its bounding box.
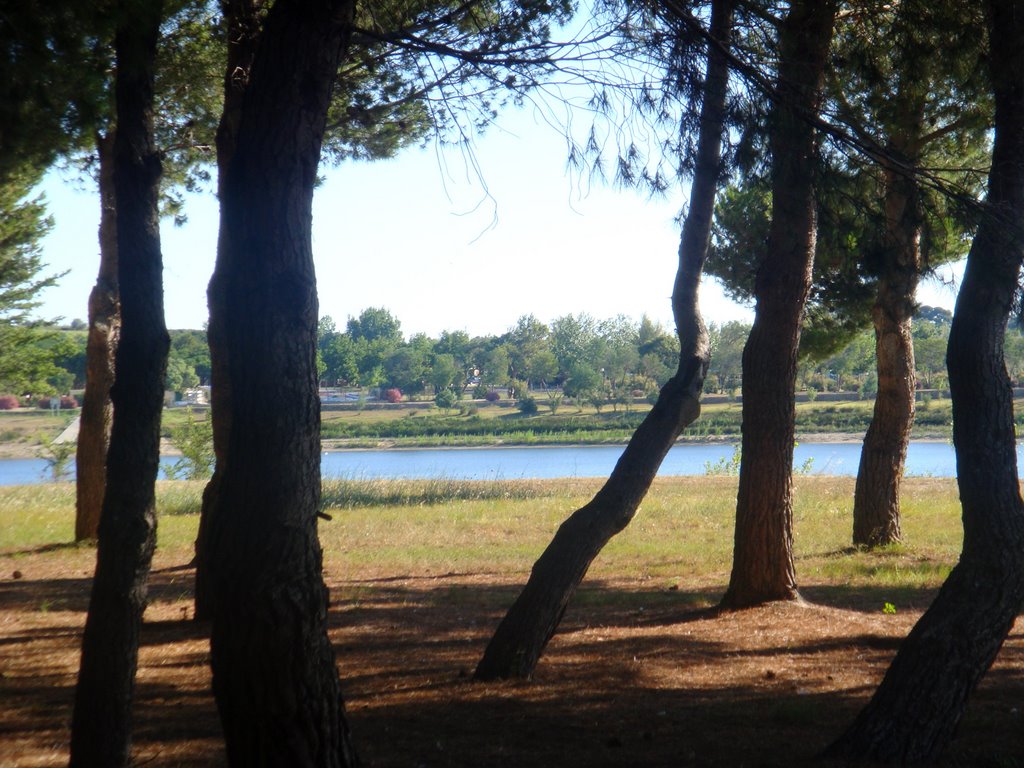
[319,303,1021,404]
[12,301,1024,409]
[0,325,209,405]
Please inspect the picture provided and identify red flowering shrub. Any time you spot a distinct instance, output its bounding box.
[0,395,19,410]
[484,390,500,402]
[383,388,403,403]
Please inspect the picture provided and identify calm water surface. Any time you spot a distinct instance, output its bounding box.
[0,441,989,486]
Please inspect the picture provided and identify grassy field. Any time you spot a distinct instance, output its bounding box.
[0,475,963,607]
[4,477,1022,767]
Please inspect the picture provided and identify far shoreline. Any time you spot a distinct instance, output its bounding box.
[0,431,955,461]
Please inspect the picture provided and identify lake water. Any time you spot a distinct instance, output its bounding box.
[0,440,986,486]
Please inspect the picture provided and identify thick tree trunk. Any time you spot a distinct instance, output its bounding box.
[721,0,836,609]
[74,131,119,542]
[193,0,257,622]
[474,0,732,681]
[852,156,921,546]
[825,0,1024,760]
[69,4,168,765]
[203,1,358,763]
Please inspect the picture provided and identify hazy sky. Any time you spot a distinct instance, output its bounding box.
[34,102,964,338]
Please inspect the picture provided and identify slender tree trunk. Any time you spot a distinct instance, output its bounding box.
[193,0,257,622]
[203,1,358,763]
[70,2,168,764]
[826,0,1024,760]
[474,0,733,681]
[852,149,922,547]
[74,131,119,541]
[721,0,836,609]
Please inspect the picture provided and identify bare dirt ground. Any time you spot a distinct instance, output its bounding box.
[2,547,1023,767]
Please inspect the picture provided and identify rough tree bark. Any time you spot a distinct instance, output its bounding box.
[74,131,119,542]
[720,0,836,609]
[852,134,923,547]
[69,1,169,763]
[202,0,358,763]
[825,0,1024,761]
[474,0,732,681]
[193,0,258,622]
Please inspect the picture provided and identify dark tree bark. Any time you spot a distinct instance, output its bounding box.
[474,0,733,681]
[721,0,836,609]
[69,1,169,764]
[852,138,923,547]
[202,0,358,763]
[74,130,119,542]
[193,0,258,622]
[826,0,1024,760]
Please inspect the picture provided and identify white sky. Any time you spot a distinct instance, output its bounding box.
[34,102,965,337]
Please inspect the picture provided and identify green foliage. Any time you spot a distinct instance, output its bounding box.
[516,395,538,415]
[706,321,748,394]
[0,1,108,180]
[164,408,214,481]
[483,345,511,387]
[320,0,575,165]
[347,307,403,346]
[429,352,461,393]
[562,361,602,399]
[169,329,210,382]
[507,314,551,387]
[434,388,458,412]
[165,354,199,393]
[704,444,741,476]
[384,345,428,394]
[36,432,75,481]
[153,1,222,217]
[0,169,74,396]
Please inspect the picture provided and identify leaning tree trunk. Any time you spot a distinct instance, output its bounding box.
[474,0,733,681]
[852,154,922,546]
[721,0,836,609]
[74,131,119,542]
[70,4,169,764]
[203,1,358,763]
[825,0,1024,760]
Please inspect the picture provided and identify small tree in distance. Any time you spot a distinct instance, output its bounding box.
[434,388,458,413]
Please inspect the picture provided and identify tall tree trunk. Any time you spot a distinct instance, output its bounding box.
[203,1,358,763]
[70,2,168,764]
[852,144,922,547]
[825,0,1024,760]
[193,0,258,622]
[474,0,733,681]
[74,131,120,542]
[720,0,836,609]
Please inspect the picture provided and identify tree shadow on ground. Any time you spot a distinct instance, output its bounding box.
[2,561,1022,767]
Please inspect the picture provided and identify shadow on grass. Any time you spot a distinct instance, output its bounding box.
[2,540,94,557]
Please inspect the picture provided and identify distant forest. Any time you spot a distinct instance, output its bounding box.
[9,302,1013,405]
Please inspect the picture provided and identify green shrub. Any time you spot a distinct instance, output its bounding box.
[434,389,458,411]
[517,396,538,415]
